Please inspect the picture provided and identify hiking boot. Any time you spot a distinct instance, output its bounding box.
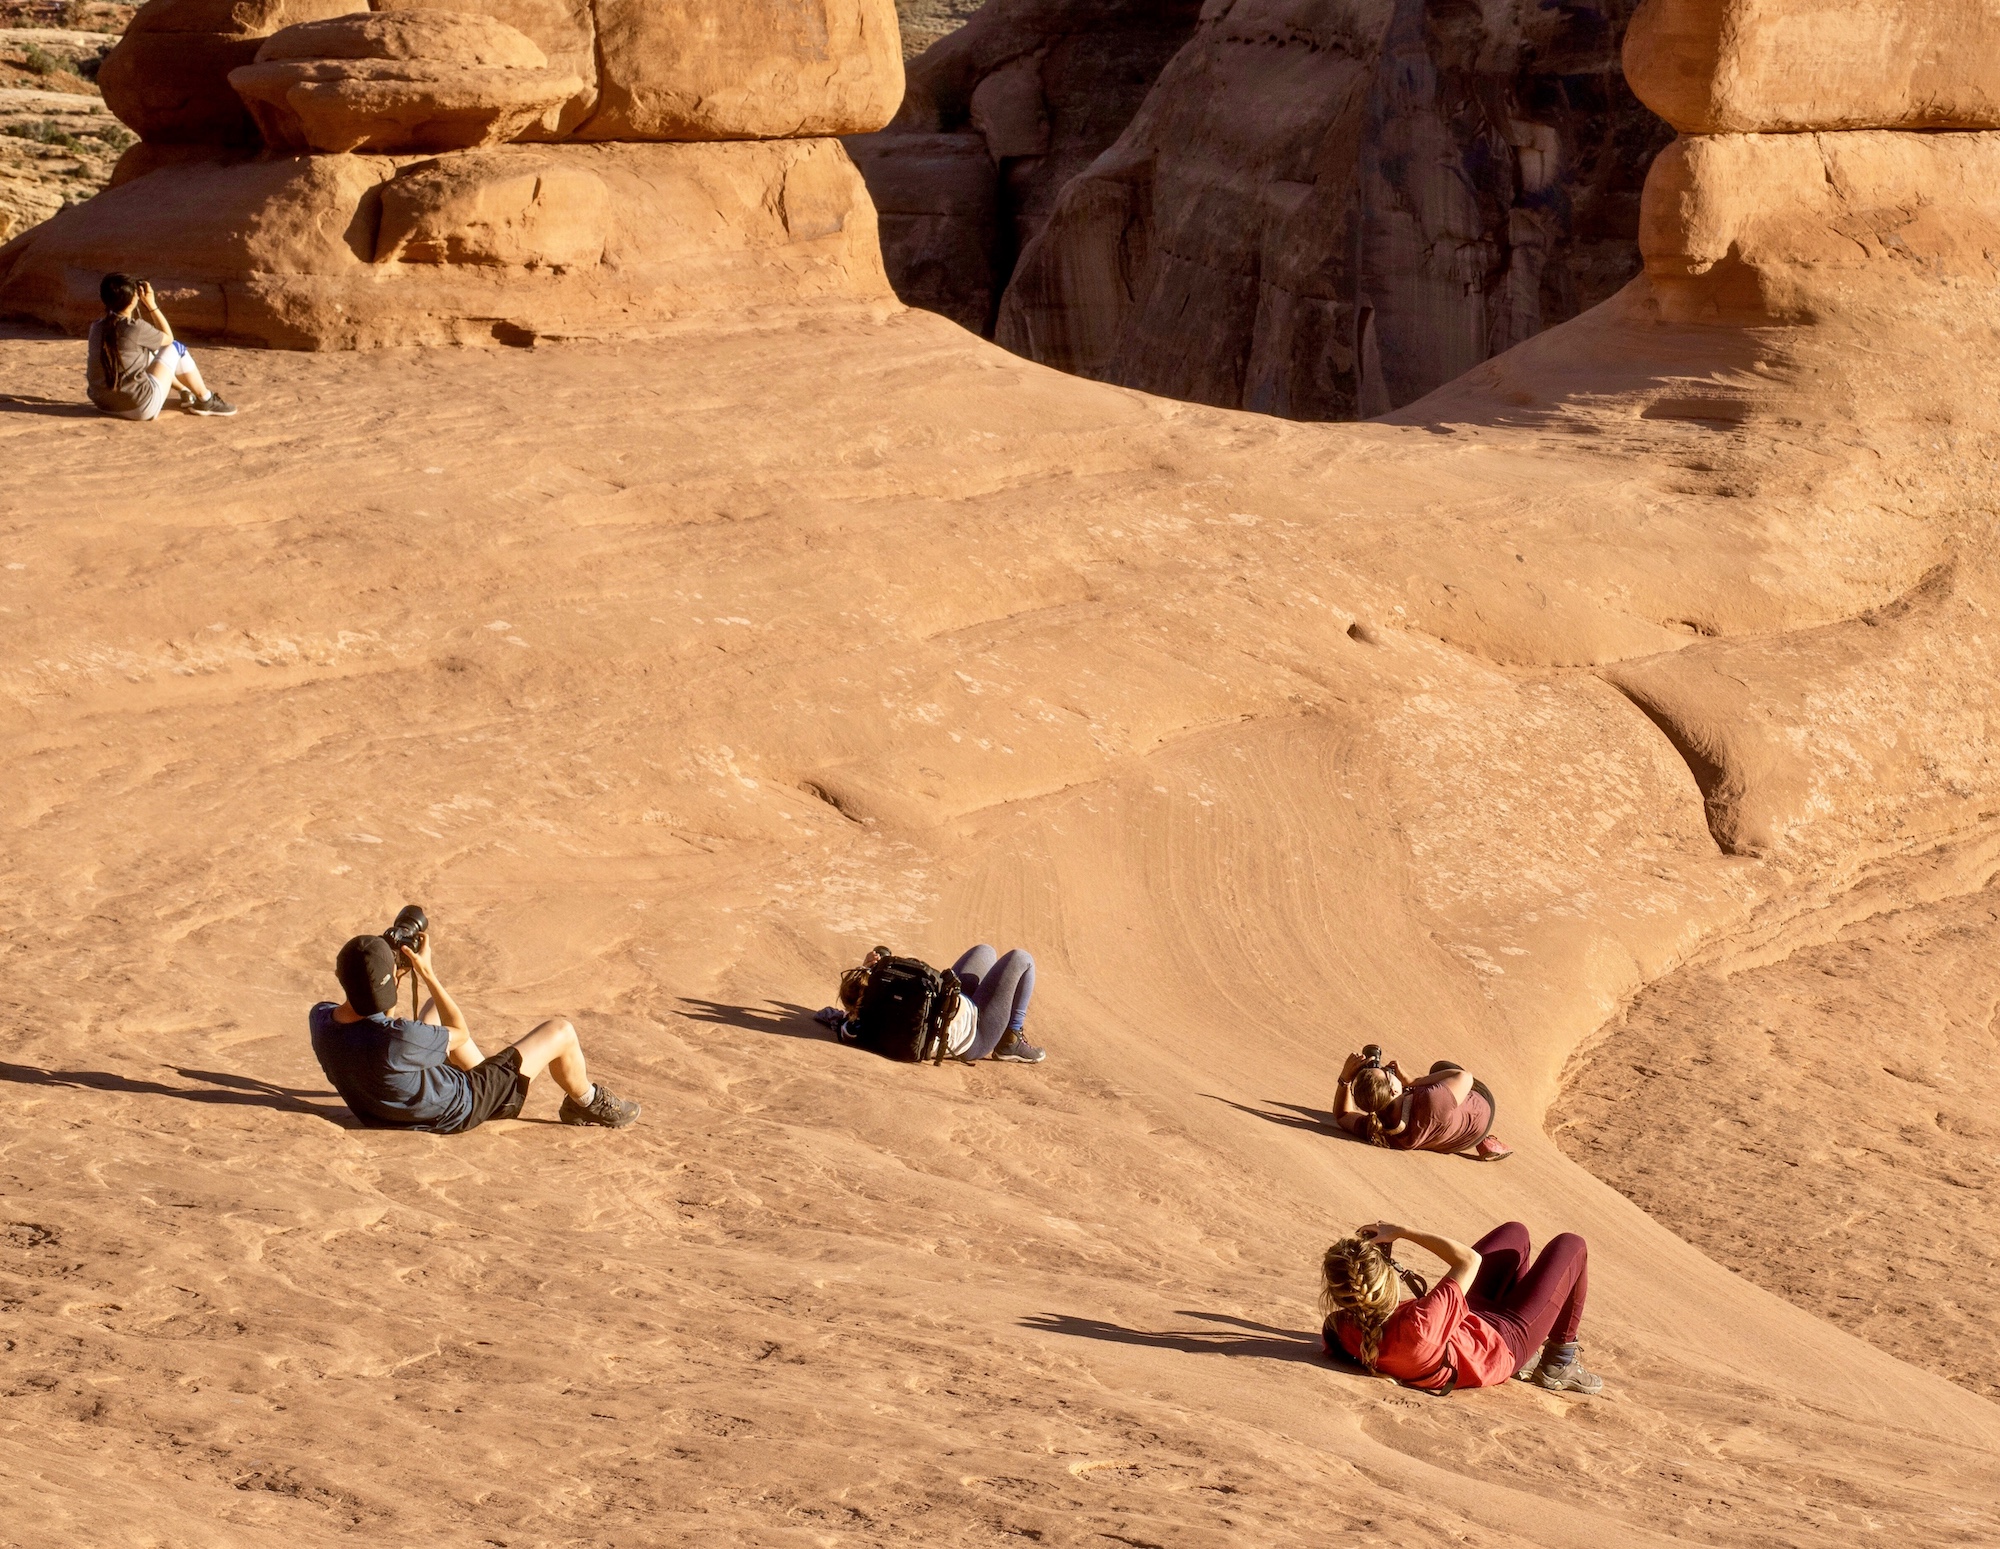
[1532,1345,1604,1396]
[186,393,237,416]
[990,1030,1046,1064]
[559,1083,640,1128]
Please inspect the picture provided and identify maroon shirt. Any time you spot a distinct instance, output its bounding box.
[1385,1081,1491,1153]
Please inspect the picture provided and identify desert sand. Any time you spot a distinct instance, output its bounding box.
[6,263,2000,1543]
[6,0,2000,1544]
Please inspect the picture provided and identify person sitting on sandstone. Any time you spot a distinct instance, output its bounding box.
[819,943,1046,1063]
[87,273,236,421]
[308,917,638,1132]
[1332,1044,1510,1159]
[1320,1219,1604,1395]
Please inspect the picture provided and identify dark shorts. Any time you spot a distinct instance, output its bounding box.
[450,1046,529,1132]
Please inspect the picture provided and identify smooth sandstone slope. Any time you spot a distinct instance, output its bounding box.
[5,252,2000,1545]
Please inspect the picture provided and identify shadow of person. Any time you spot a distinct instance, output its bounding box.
[1019,1311,1324,1365]
[678,998,831,1041]
[1204,1094,1370,1144]
[0,394,98,419]
[0,1059,354,1125]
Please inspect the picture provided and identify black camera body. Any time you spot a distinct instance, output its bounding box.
[382,904,427,954]
[1359,1044,1385,1071]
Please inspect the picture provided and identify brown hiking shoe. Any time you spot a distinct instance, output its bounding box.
[1533,1348,1604,1396]
[559,1083,640,1128]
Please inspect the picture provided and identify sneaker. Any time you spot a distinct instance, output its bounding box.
[186,393,237,416]
[1533,1350,1604,1396]
[559,1083,640,1128]
[990,1031,1046,1064]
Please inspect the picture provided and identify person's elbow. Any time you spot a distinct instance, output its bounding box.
[1451,1248,1482,1290]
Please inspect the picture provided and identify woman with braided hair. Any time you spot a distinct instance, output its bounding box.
[1319,1220,1603,1395]
[1333,1044,1511,1160]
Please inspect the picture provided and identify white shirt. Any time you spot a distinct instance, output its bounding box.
[944,997,979,1059]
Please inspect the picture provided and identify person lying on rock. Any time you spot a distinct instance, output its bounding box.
[1333,1044,1510,1160]
[1320,1219,1603,1396]
[309,914,638,1132]
[817,943,1046,1063]
[87,273,236,421]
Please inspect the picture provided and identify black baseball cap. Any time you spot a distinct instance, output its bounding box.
[335,934,399,1015]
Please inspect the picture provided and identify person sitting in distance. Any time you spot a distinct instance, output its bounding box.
[1333,1044,1510,1160]
[309,915,638,1132]
[1320,1219,1604,1395]
[87,272,236,420]
[821,943,1046,1063]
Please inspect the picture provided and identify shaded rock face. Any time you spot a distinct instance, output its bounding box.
[988,0,1671,420]
[847,0,1204,334]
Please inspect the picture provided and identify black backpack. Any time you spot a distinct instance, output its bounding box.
[848,956,962,1063]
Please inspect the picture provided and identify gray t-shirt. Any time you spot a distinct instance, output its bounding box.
[86,315,168,412]
[308,1001,474,1132]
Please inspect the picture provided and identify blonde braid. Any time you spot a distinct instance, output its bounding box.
[1320,1238,1428,1372]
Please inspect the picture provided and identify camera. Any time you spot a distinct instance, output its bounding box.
[382,904,427,955]
[1359,1044,1385,1070]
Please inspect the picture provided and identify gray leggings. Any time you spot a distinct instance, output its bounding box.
[950,944,1035,1061]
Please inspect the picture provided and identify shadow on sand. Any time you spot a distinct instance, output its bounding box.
[1021,1309,1325,1365]
[678,997,832,1041]
[0,1059,354,1124]
[0,393,97,419]
[1204,1094,1370,1143]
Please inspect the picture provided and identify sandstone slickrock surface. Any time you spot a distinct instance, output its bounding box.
[849,0,1202,334]
[992,0,1672,420]
[97,0,363,144]
[15,0,2000,1540]
[1625,0,2000,134]
[228,11,581,153]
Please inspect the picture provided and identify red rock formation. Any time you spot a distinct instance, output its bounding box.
[846,0,1202,334]
[992,0,1671,420]
[96,0,361,144]
[0,0,902,344]
[229,12,582,154]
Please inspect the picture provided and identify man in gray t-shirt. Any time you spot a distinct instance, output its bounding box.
[87,273,237,421]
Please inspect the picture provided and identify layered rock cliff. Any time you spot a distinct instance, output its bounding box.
[849,0,1202,334]
[993,0,1672,420]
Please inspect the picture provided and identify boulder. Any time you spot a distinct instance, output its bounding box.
[995,0,1670,420]
[0,139,891,347]
[375,149,608,265]
[97,0,365,144]
[575,0,904,141]
[847,0,1203,337]
[371,0,599,137]
[1639,130,2000,324]
[1625,0,2000,134]
[228,12,581,153]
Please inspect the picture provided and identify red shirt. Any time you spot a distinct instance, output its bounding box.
[1332,1280,1516,1391]
[1386,1081,1491,1154]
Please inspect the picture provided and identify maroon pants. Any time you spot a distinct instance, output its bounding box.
[1468,1221,1588,1369]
